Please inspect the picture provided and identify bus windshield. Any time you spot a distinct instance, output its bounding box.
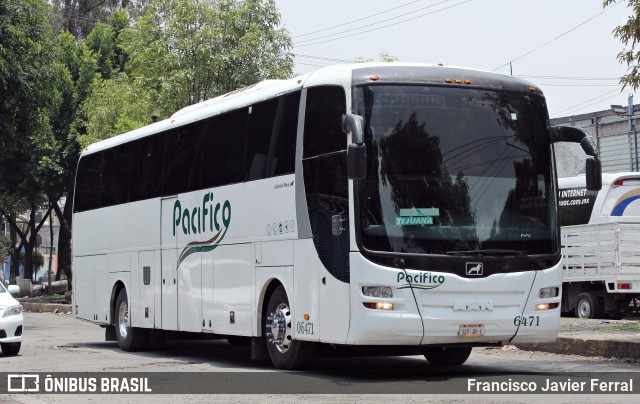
[354,85,557,256]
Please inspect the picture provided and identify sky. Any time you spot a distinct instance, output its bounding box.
[275,0,638,118]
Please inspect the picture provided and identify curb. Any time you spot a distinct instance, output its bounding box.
[20,301,72,314]
[517,335,640,360]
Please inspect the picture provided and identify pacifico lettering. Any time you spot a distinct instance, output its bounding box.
[173,193,231,237]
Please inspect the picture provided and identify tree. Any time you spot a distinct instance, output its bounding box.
[604,0,640,89]
[0,0,70,279]
[355,52,399,63]
[118,0,293,118]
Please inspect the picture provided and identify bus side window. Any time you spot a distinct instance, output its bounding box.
[199,109,247,189]
[74,153,103,212]
[303,86,347,158]
[246,98,279,180]
[246,91,301,181]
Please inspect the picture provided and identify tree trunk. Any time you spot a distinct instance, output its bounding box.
[55,197,73,290]
[9,223,19,283]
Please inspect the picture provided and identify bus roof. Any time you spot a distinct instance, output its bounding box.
[80,63,541,157]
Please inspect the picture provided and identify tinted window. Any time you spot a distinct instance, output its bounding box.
[271,91,301,176]
[74,153,103,212]
[101,147,132,206]
[303,86,347,158]
[200,109,247,188]
[130,136,164,201]
[247,98,279,180]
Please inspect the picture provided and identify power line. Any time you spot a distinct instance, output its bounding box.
[293,0,425,38]
[294,0,472,49]
[293,54,353,63]
[516,74,620,81]
[294,0,454,45]
[491,1,623,72]
[550,88,621,118]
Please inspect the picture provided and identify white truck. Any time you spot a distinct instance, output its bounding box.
[559,173,640,318]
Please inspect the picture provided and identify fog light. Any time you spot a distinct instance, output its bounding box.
[538,287,559,298]
[363,302,394,310]
[362,286,393,298]
[536,303,559,311]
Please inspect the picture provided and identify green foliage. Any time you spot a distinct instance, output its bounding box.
[79,73,154,148]
[604,0,640,89]
[0,236,12,263]
[19,250,44,270]
[355,52,400,63]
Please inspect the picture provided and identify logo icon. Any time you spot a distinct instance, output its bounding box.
[7,374,40,392]
[466,262,483,276]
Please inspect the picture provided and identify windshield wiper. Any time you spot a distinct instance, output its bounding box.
[445,249,546,269]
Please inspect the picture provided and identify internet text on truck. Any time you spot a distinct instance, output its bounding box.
[72,63,601,369]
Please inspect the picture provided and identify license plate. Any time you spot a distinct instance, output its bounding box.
[458,324,484,339]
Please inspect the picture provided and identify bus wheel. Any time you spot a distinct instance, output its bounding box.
[264,286,315,370]
[424,346,472,366]
[575,292,602,319]
[115,289,147,351]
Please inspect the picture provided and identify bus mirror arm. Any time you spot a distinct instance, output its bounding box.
[343,114,366,180]
[552,126,596,156]
[553,126,602,191]
[342,114,365,145]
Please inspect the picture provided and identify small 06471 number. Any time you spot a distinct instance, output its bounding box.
[296,321,315,335]
[513,315,540,327]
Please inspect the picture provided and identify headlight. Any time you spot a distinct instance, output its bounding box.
[3,305,23,317]
[362,286,393,298]
[538,287,559,298]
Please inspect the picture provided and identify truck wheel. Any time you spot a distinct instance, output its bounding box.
[115,289,147,351]
[424,346,472,366]
[1,342,21,356]
[575,292,602,319]
[264,285,315,370]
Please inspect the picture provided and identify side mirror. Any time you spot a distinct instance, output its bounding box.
[586,156,602,191]
[343,114,366,180]
[347,143,366,179]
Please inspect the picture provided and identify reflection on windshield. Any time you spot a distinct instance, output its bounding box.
[355,85,556,256]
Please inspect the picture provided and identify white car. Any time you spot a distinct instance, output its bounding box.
[0,281,23,356]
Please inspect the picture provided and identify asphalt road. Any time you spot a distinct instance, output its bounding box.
[1,312,639,403]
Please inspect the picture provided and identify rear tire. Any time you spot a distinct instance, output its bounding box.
[115,289,147,351]
[424,346,472,366]
[264,285,315,370]
[1,342,21,356]
[575,292,602,319]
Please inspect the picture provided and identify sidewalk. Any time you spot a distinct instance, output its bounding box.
[516,317,640,361]
[17,297,640,361]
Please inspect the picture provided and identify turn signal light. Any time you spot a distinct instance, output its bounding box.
[363,302,394,310]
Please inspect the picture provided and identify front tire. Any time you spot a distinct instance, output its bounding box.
[424,346,472,366]
[264,285,315,370]
[115,289,147,351]
[1,342,21,356]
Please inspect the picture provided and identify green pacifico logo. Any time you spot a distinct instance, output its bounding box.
[397,271,445,290]
[173,192,231,268]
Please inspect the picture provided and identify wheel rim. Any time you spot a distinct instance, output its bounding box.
[118,300,129,339]
[266,302,292,353]
[578,299,591,318]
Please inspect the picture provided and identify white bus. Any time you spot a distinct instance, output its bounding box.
[72,63,601,369]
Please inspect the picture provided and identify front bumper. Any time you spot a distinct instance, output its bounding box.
[0,314,24,344]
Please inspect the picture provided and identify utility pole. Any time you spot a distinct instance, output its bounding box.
[627,94,637,171]
[611,95,639,171]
